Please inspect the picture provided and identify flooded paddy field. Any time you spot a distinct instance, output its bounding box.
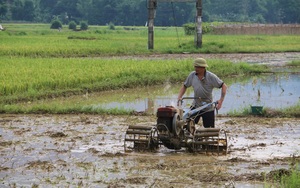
[0,114,299,187]
[99,73,300,115]
[19,52,300,116]
[0,52,299,187]
[101,52,300,114]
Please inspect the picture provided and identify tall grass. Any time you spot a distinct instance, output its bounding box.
[280,166,300,188]
[0,57,269,104]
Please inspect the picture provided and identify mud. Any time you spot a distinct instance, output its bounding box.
[113,52,300,65]
[0,114,299,187]
[1,52,300,187]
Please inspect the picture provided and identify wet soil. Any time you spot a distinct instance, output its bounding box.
[113,52,300,65]
[0,114,299,188]
[0,52,299,187]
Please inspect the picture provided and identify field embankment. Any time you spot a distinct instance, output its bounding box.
[212,24,300,35]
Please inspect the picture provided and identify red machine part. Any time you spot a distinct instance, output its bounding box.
[156,106,177,117]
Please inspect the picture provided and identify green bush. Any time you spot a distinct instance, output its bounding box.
[50,20,62,29]
[182,22,213,35]
[108,22,115,30]
[80,21,88,30]
[68,21,77,30]
[182,23,195,35]
[203,25,213,34]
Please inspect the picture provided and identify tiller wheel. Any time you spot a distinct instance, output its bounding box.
[189,128,227,155]
[124,125,159,152]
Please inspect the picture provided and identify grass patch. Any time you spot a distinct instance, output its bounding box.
[280,166,300,188]
[287,60,300,66]
[265,159,300,188]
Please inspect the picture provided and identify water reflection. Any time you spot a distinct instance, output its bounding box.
[101,73,300,115]
[223,74,300,113]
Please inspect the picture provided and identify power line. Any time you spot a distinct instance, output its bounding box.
[171,2,181,47]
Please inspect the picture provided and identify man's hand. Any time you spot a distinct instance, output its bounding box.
[177,85,187,106]
[177,98,182,106]
[216,100,223,110]
[217,83,227,110]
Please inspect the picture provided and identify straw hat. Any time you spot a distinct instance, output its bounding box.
[193,58,208,67]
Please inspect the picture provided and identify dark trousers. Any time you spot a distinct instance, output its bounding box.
[193,110,215,128]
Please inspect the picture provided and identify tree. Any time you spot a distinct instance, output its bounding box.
[76,0,92,22]
[80,21,88,30]
[278,0,300,23]
[11,0,24,20]
[23,0,35,21]
[116,1,133,25]
[0,0,8,18]
[38,0,58,22]
[100,0,118,25]
[68,20,77,30]
[263,0,280,23]
[1,0,300,25]
[50,19,62,29]
[53,0,81,23]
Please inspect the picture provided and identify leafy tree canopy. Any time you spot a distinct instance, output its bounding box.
[1,0,299,25]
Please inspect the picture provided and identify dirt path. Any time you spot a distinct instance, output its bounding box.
[0,114,299,187]
[113,52,300,65]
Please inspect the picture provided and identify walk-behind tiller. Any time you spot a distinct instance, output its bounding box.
[124,97,227,155]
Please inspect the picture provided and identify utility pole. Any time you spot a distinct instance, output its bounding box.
[195,0,202,48]
[148,0,157,50]
[148,0,201,49]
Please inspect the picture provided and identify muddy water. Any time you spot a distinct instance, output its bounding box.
[23,71,299,116]
[0,114,299,187]
[102,52,300,114]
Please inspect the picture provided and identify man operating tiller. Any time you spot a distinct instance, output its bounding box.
[177,58,227,128]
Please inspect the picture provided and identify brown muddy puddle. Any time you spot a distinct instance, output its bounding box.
[0,114,299,187]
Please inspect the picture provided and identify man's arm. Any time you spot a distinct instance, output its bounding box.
[177,84,187,105]
[217,83,227,110]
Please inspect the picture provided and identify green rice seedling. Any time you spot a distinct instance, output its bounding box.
[0,57,270,103]
[280,168,300,188]
[0,56,274,114]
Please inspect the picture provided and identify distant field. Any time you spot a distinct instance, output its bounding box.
[0,23,300,57]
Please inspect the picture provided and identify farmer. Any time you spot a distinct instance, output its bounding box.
[177,58,227,128]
